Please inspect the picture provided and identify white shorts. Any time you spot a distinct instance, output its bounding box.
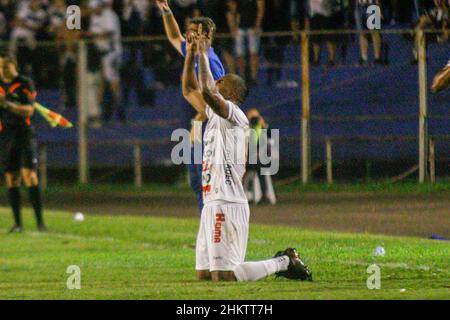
[235,28,260,56]
[101,52,121,82]
[196,202,250,272]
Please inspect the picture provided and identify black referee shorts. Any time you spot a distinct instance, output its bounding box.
[0,127,38,173]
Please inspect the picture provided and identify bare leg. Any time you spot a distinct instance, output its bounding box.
[372,32,382,60]
[222,51,236,74]
[250,54,259,82]
[326,41,336,64]
[20,168,39,187]
[312,43,321,64]
[238,56,246,78]
[359,34,369,62]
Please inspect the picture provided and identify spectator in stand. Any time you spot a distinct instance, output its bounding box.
[307,0,345,67]
[121,0,148,110]
[171,0,198,31]
[226,0,240,72]
[234,0,265,85]
[8,0,47,75]
[413,0,448,63]
[263,0,292,85]
[122,0,149,36]
[354,0,384,65]
[197,0,236,73]
[87,0,124,123]
[290,0,308,35]
[0,10,6,41]
[47,0,73,109]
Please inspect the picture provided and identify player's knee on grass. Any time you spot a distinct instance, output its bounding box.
[211,271,236,282]
[196,270,211,281]
[5,172,21,188]
[20,169,38,187]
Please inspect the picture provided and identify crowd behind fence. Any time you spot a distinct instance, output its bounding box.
[3,28,442,187]
[0,1,449,186]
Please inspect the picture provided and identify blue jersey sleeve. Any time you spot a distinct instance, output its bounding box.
[181,40,187,57]
[180,40,225,81]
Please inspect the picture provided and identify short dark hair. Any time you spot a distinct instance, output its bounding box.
[225,74,249,105]
[188,17,217,40]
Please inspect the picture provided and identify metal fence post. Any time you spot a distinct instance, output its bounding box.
[134,142,142,188]
[325,138,333,184]
[77,40,89,184]
[39,145,48,190]
[417,30,428,183]
[429,138,435,183]
[301,31,311,184]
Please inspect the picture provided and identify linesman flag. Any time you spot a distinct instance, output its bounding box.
[34,103,73,128]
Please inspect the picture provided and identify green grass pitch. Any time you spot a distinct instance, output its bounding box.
[0,208,448,300]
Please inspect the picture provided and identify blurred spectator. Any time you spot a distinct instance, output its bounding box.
[262,0,292,85]
[196,0,236,73]
[87,0,124,123]
[121,0,149,110]
[290,0,308,34]
[226,0,240,73]
[171,0,198,30]
[8,0,47,74]
[0,10,6,41]
[307,0,345,67]
[354,0,384,65]
[244,108,277,205]
[122,0,149,36]
[413,0,448,62]
[234,0,265,85]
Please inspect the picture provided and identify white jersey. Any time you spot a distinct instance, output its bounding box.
[202,101,249,205]
[447,60,450,68]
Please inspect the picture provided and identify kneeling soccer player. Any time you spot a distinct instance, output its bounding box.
[0,56,46,233]
[182,29,312,282]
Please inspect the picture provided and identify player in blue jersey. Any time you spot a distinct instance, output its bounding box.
[156,0,226,214]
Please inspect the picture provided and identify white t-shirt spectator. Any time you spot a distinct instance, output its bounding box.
[308,0,336,17]
[48,3,66,31]
[123,0,150,22]
[173,0,197,8]
[89,7,122,55]
[13,2,47,40]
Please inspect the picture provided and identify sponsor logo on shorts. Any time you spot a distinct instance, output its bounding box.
[214,213,225,243]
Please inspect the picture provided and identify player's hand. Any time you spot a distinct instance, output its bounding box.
[196,24,210,53]
[186,32,197,55]
[156,0,170,12]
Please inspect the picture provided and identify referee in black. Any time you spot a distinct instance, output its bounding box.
[0,55,46,233]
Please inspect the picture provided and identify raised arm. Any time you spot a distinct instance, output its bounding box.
[197,30,230,119]
[254,0,265,32]
[431,64,450,93]
[182,34,206,113]
[156,0,185,55]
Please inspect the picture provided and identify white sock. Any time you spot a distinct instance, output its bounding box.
[233,256,289,282]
